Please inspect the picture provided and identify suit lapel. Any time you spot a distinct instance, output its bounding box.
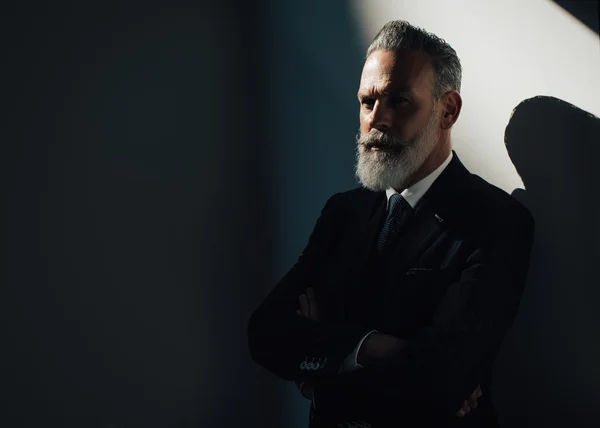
[386,151,471,274]
[339,151,472,289]
[342,191,386,288]
[386,203,446,274]
[355,193,386,267]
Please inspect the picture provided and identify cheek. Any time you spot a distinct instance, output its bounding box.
[393,112,426,140]
[359,114,370,132]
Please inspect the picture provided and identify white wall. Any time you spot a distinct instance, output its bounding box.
[350,0,600,194]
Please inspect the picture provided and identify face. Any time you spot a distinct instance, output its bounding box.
[355,49,442,192]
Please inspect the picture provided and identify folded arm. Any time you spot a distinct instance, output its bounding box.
[247,193,374,382]
[313,205,534,419]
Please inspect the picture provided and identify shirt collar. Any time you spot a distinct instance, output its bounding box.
[385,151,453,209]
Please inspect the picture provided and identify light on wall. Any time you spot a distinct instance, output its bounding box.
[350,0,600,193]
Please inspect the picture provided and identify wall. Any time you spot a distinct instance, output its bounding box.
[6,2,274,427]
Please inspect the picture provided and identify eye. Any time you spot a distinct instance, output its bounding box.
[391,97,409,107]
[361,98,375,110]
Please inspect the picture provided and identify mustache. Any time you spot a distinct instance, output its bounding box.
[357,130,407,150]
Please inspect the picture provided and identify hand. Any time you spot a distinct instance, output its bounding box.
[295,288,322,401]
[296,287,322,321]
[294,379,315,401]
[357,332,406,366]
[456,384,482,418]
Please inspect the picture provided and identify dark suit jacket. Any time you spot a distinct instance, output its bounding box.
[248,152,534,427]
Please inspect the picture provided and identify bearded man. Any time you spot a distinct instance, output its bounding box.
[248,20,534,428]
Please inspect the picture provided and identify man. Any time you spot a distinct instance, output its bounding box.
[248,20,534,427]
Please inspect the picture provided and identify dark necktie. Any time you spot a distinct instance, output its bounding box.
[376,193,413,254]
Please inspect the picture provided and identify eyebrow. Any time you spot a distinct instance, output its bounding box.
[357,88,414,99]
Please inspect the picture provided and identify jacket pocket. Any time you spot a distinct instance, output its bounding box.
[405,267,438,275]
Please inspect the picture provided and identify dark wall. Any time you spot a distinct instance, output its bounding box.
[265,1,365,426]
[553,0,599,34]
[6,2,274,427]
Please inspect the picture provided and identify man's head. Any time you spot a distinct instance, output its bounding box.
[355,20,463,192]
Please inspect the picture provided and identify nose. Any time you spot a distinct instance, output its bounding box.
[368,99,393,132]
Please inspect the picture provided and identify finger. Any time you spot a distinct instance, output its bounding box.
[456,400,469,418]
[468,396,479,409]
[462,401,471,414]
[299,294,310,317]
[304,383,314,395]
[476,384,483,398]
[306,287,319,319]
[305,386,314,400]
[306,287,317,319]
[299,294,309,317]
[300,380,314,400]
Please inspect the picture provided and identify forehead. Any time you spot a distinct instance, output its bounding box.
[358,49,435,96]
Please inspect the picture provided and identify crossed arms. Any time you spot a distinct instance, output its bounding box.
[247,193,534,420]
[294,287,482,418]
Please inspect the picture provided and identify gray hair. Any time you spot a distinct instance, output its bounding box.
[367,20,462,99]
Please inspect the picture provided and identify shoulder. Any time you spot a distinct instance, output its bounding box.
[456,173,534,236]
[323,186,382,211]
[470,174,531,220]
[315,187,384,227]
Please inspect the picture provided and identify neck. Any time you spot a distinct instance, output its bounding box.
[403,139,451,189]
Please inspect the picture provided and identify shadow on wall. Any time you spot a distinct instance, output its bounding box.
[493,96,600,427]
[266,1,366,427]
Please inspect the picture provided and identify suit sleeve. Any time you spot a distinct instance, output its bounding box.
[247,193,375,381]
[313,204,535,419]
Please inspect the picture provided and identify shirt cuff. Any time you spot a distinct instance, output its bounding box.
[339,329,378,373]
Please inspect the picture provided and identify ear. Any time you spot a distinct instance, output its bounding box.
[440,90,462,130]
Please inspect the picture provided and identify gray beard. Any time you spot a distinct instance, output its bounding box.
[354,110,440,192]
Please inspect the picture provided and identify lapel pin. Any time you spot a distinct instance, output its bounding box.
[434,214,444,223]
